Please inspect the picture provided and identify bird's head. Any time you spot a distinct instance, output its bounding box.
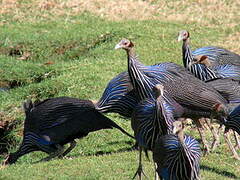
[115,39,134,51]
[177,30,190,41]
[212,103,228,124]
[189,55,210,67]
[172,121,184,134]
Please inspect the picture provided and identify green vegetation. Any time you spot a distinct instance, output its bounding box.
[0,0,240,179]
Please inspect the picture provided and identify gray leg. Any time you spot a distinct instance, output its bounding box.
[234,131,240,150]
[224,129,240,160]
[196,118,210,154]
[202,118,209,129]
[205,118,220,151]
[60,140,77,158]
[217,124,224,135]
[132,147,148,180]
[154,163,160,180]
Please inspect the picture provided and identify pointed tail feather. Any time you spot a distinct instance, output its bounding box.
[107,119,134,139]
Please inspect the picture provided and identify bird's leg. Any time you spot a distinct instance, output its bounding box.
[132,147,148,180]
[224,128,240,160]
[59,140,77,158]
[234,131,240,150]
[205,118,220,151]
[38,144,64,162]
[202,118,209,129]
[195,118,210,154]
[154,163,160,180]
[216,124,224,140]
[132,141,139,150]
[217,124,224,134]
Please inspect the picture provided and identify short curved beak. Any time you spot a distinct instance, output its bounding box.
[114,43,121,50]
[177,35,183,42]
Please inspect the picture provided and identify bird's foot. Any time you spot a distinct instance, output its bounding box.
[131,142,139,150]
[234,144,240,150]
[132,165,148,180]
[1,156,10,166]
[210,139,220,152]
[202,145,211,156]
[234,134,240,150]
[232,154,240,161]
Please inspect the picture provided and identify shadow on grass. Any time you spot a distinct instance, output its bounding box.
[84,140,136,157]
[67,140,136,158]
[201,165,238,179]
[85,146,135,157]
[103,140,134,146]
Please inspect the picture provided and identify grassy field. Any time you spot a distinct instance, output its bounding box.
[0,0,240,179]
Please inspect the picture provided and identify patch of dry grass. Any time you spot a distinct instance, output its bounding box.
[216,32,240,54]
[62,0,158,20]
[1,0,239,52]
[0,0,158,22]
[154,0,240,27]
[1,0,239,26]
[0,0,239,61]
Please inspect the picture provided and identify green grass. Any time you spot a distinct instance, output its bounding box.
[0,5,240,180]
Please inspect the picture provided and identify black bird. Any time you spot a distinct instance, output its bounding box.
[153,120,201,180]
[3,97,134,164]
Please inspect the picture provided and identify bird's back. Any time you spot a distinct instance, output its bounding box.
[24,97,118,144]
[152,63,227,111]
[96,71,138,117]
[193,46,240,66]
[207,79,240,103]
[131,92,179,150]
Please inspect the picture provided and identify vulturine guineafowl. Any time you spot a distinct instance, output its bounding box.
[115,38,240,159]
[153,120,201,180]
[178,30,240,152]
[3,97,134,165]
[188,55,240,82]
[178,30,240,82]
[95,71,138,118]
[115,38,222,153]
[178,30,240,67]
[131,84,179,179]
[114,39,226,112]
[96,55,191,118]
[206,78,240,104]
